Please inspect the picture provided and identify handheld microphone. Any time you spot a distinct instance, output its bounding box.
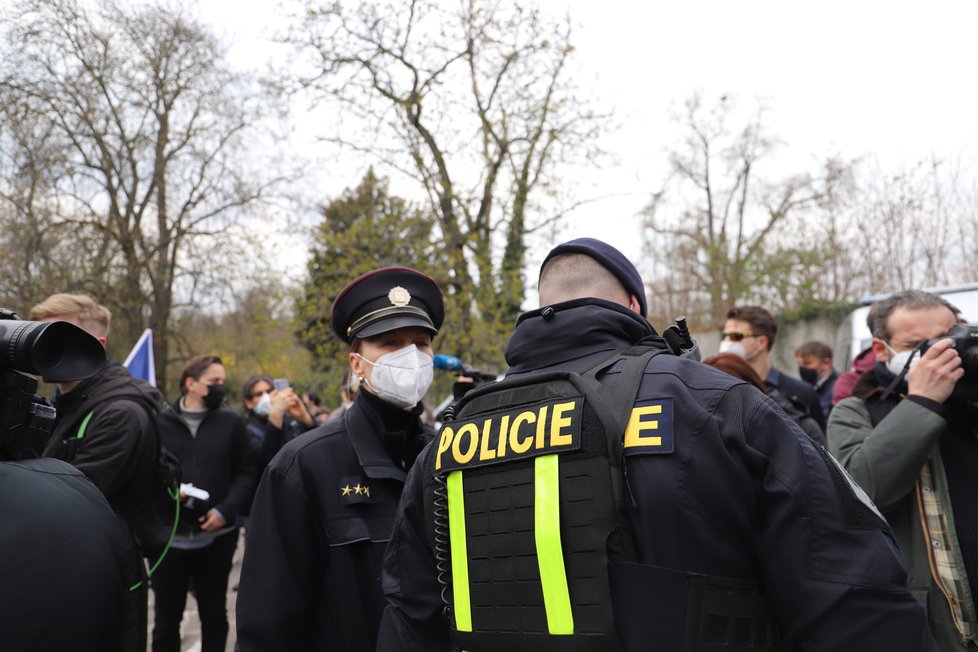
[433,354,464,371]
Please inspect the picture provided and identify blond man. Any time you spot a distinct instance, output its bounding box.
[31,293,164,652]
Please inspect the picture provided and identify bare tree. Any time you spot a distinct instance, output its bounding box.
[844,158,964,295]
[641,93,851,327]
[284,0,602,363]
[0,0,282,385]
[0,91,94,311]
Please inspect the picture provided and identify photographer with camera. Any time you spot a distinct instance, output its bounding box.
[1,308,133,650]
[828,289,978,650]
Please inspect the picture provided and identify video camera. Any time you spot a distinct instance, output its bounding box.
[922,323,978,400]
[433,354,498,400]
[0,309,106,460]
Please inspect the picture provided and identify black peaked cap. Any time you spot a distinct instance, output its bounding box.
[331,267,444,344]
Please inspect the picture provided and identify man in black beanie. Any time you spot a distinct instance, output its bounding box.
[377,237,937,651]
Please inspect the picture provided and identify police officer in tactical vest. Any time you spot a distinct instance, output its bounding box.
[377,237,938,651]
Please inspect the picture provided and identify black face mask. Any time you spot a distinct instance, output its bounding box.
[798,366,819,386]
[203,384,227,410]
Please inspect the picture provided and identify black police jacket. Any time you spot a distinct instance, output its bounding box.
[236,391,433,652]
[378,299,938,651]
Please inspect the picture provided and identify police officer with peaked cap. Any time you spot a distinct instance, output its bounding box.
[237,267,444,652]
[377,238,938,650]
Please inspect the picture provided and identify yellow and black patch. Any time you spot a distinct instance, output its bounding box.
[622,398,674,455]
[435,396,584,473]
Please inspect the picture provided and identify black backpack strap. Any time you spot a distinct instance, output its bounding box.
[578,345,666,562]
[579,345,666,436]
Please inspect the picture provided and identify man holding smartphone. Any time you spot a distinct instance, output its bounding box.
[240,374,316,471]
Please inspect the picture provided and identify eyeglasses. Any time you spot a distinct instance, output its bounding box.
[721,331,754,342]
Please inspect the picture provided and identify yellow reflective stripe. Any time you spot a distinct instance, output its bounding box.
[534,454,574,634]
[447,471,472,632]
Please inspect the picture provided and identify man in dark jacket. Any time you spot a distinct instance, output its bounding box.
[722,304,826,429]
[795,340,839,417]
[30,292,164,652]
[152,354,257,652]
[378,238,936,651]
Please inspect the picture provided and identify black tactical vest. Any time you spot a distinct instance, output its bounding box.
[422,347,660,651]
[422,345,784,652]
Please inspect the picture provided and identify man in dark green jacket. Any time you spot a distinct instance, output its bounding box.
[828,289,978,650]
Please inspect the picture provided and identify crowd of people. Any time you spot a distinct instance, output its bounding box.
[1,236,975,651]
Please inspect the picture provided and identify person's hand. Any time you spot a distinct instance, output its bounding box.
[285,391,316,428]
[907,338,964,404]
[198,509,226,532]
[267,389,292,428]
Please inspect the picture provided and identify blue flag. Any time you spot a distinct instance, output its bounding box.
[123,328,156,387]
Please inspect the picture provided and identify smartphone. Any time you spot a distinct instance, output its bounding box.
[273,378,290,391]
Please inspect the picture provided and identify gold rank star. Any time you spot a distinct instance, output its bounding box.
[354,484,364,495]
[341,485,352,496]
[363,486,370,498]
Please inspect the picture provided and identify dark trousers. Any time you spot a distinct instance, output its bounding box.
[118,522,148,652]
[124,553,148,652]
[150,530,239,652]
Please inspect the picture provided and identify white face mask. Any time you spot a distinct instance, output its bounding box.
[885,343,919,376]
[358,344,434,410]
[254,392,271,416]
[719,340,748,358]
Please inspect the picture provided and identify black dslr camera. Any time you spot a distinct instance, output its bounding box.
[922,323,978,400]
[0,309,106,460]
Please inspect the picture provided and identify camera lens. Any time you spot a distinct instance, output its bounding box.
[0,320,105,381]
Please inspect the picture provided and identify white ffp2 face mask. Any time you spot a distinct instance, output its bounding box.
[885,344,920,377]
[254,392,272,416]
[358,344,434,409]
[718,340,748,358]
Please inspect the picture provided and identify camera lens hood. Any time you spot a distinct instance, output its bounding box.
[0,320,106,381]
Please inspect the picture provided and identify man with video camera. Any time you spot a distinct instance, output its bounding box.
[0,308,133,651]
[828,289,978,650]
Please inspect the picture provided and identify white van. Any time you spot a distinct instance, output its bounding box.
[834,283,978,371]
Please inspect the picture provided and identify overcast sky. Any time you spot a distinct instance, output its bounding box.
[197,0,978,280]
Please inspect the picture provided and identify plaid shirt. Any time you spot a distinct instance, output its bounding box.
[919,457,976,640]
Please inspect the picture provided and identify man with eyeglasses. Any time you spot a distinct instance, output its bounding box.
[721,305,826,429]
[827,290,978,650]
